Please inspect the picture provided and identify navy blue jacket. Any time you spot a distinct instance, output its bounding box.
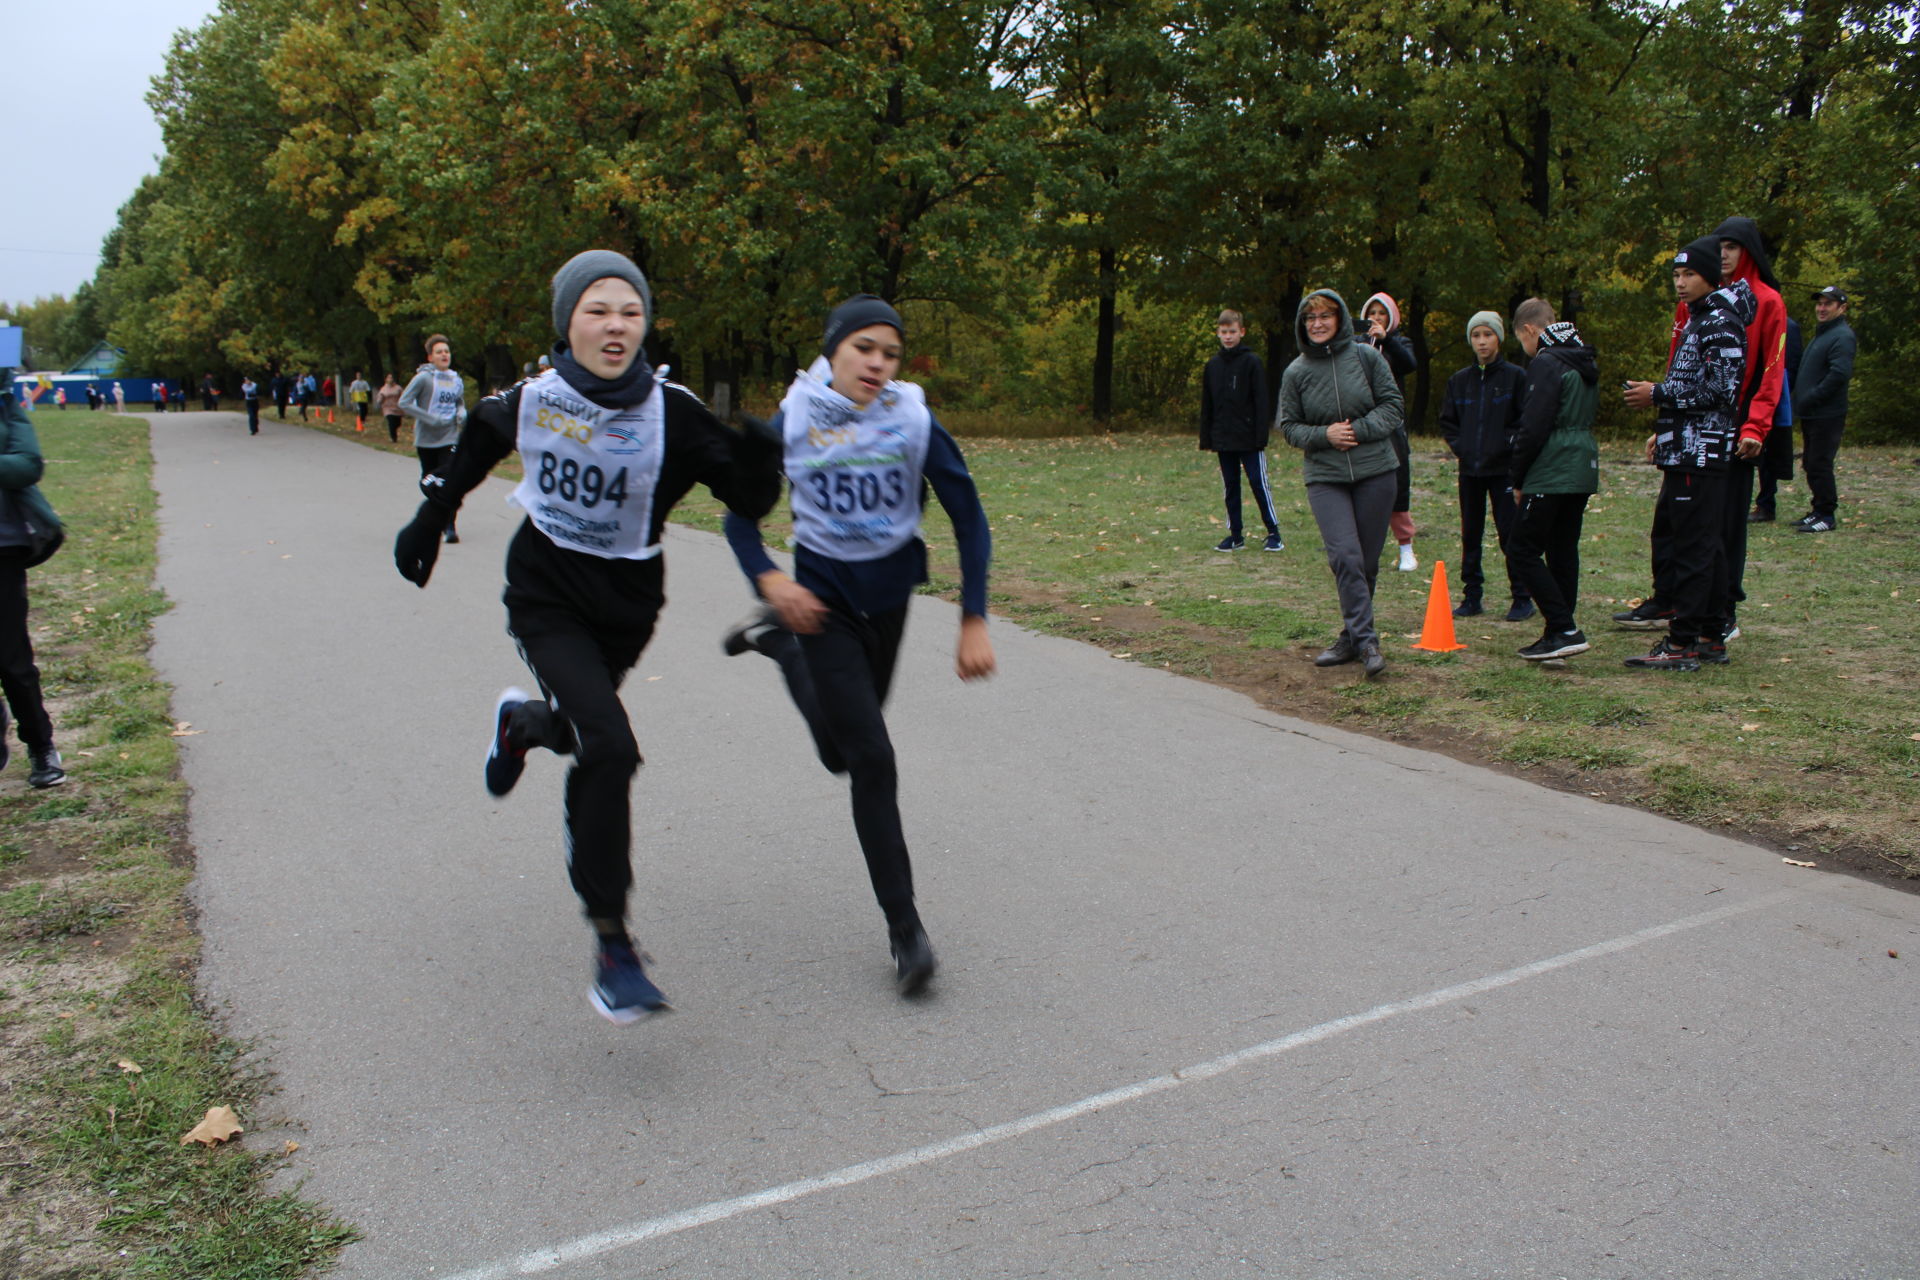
[1437,358,1526,477]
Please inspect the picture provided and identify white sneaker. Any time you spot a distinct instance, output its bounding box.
[1397,544,1418,572]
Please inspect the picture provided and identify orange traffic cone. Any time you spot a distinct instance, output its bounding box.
[327,407,335,424]
[1410,559,1466,652]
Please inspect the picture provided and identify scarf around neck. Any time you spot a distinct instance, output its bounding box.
[550,340,655,410]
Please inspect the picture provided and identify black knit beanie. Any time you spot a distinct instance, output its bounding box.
[551,250,652,337]
[1673,236,1723,287]
[822,295,904,358]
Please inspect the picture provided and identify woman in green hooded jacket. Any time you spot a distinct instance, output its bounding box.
[1277,289,1403,676]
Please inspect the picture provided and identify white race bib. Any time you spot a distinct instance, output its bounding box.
[510,369,665,560]
[781,370,932,561]
[428,370,464,420]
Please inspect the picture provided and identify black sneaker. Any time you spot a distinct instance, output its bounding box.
[590,938,670,1024]
[889,924,937,996]
[1794,515,1838,533]
[1695,637,1730,665]
[1747,506,1775,523]
[1624,638,1701,672]
[1213,534,1245,552]
[1612,601,1675,629]
[27,747,65,789]
[1519,629,1590,660]
[484,687,531,797]
[1360,642,1386,677]
[1504,599,1537,623]
[722,608,781,657]
[1262,533,1284,552]
[443,526,460,544]
[1452,598,1485,618]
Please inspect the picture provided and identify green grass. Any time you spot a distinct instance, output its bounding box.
[678,429,1919,879]
[0,414,355,1276]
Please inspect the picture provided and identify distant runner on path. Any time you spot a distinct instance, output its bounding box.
[393,249,781,1025]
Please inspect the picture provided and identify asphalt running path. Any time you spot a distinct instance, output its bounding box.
[146,411,1918,1279]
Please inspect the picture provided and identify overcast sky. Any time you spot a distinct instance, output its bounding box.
[4,0,220,305]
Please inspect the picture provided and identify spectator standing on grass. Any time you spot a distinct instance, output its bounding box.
[1279,289,1403,679]
[399,336,467,545]
[1620,237,1751,672]
[1359,292,1420,572]
[0,378,68,788]
[111,381,124,412]
[1437,310,1530,620]
[1788,286,1855,534]
[1199,309,1282,553]
[1750,315,1803,523]
[200,372,218,411]
[241,376,260,434]
[271,372,288,419]
[1506,299,1600,662]
[376,371,403,442]
[392,249,782,1024]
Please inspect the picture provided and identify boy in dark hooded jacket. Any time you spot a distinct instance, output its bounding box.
[1506,299,1600,661]
[1198,310,1282,552]
[1615,216,1784,637]
[1621,238,1753,671]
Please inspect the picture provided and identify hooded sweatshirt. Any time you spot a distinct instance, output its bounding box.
[1653,280,1755,471]
[1199,341,1271,453]
[1669,218,1785,447]
[1359,291,1417,392]
[1277,290,1402,485]
[398,364,467,449]
[1508,322,1599,494]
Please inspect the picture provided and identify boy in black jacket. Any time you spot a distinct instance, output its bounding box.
[1438,310,1530,619]
[1620,236,1753,671]
[1199,310,1282,552]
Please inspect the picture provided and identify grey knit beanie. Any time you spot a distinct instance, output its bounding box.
[822,294,904,358]
[1466,310,1505,344]
[551,250,652,337]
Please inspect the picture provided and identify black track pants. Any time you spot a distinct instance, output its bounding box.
[1507,493,1588,634]
[764,604,918,926]
[507,608,649,922]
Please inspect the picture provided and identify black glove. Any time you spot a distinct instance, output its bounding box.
[734,410,781,451]
[394,501,450,587]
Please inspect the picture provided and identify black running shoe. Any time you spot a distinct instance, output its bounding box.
[722,608,781,657]
[1794,515,1838,533]
[1504,599,1536,623]
[1452,598,1484,618]
[1518,629,1590,661]
[1262,533,1284,552]
[1213,534,1245,552]
[484,687,531,797]
[27,747,65,788]
[590,939,670,1024]
[1624,638,1701,671]
[1694,637,1730,665]
[889,924,937,996]
[1612,601,1675,629]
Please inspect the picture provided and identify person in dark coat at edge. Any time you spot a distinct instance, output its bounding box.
[1786,286,1855,533]
[1199,308,1283,552]
[1613,216,1784,641]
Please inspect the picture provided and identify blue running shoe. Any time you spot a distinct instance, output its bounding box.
[484,687,531,798]
[590,939,670,1025]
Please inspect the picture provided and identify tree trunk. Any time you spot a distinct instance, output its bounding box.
[1092,244,1116,425]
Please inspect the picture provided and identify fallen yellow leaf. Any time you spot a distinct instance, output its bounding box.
[1740,723,1761,732]
[1782,857,1816,868]
[116,1059,142,1074]
[283,1140,300,1156]
[180,1106,244,1147]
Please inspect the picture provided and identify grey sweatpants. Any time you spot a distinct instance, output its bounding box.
[1307,472,1397,647]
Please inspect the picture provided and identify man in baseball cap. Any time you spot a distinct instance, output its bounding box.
[1791,286,1856,532]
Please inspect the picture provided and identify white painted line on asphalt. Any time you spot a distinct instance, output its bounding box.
[435,888,1797,1280]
